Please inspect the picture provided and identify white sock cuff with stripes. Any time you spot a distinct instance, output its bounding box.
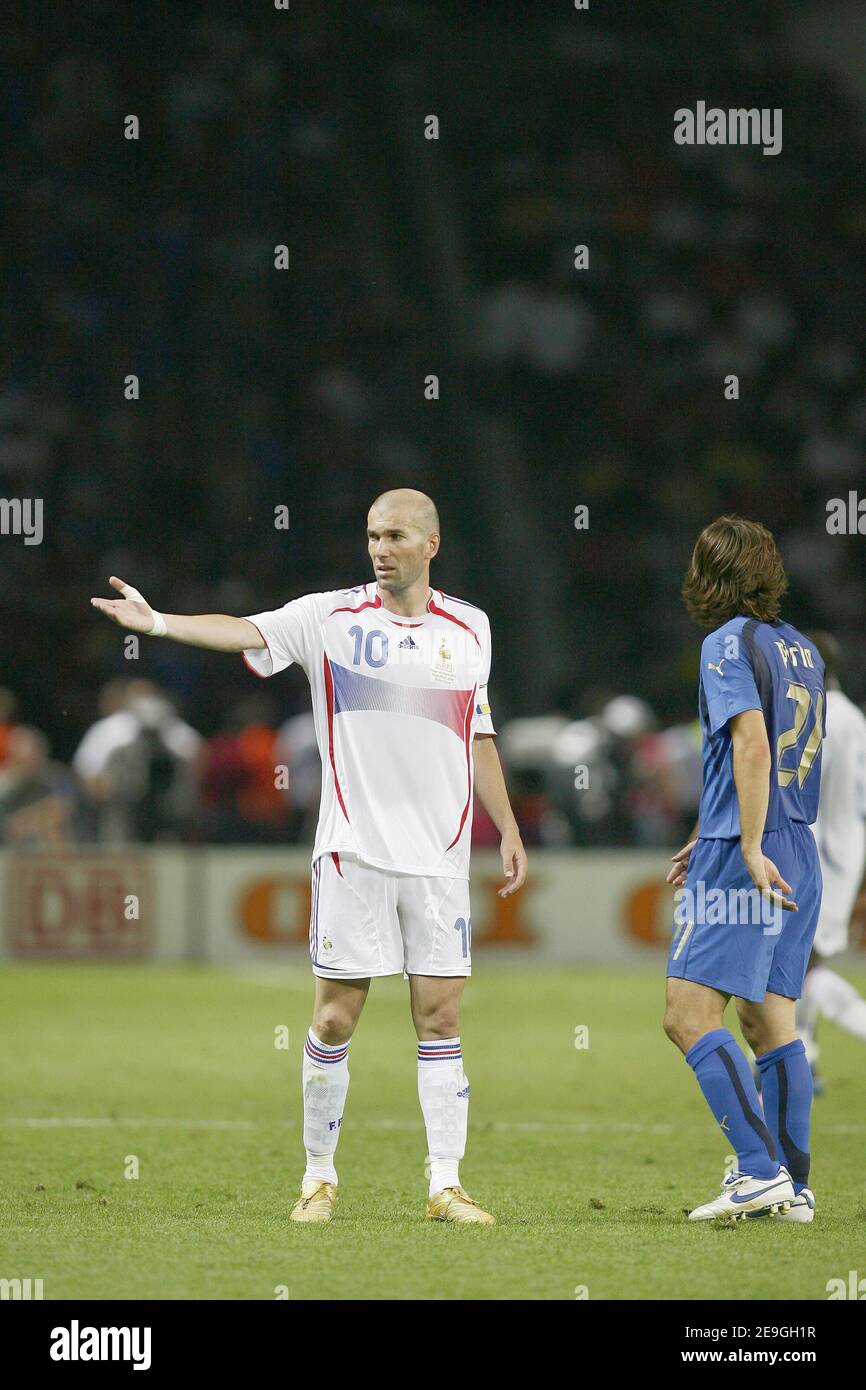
[304,1028,350,1068]
[417,1036,462,1065]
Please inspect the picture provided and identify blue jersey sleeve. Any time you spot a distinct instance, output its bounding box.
[700,630,762,736]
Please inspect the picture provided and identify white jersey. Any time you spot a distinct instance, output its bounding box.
[813,688,866,932]
[242,583,496,878]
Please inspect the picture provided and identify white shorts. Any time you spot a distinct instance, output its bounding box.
[812,911,848,958]
[309,851,472,979]
[813,864,861,957]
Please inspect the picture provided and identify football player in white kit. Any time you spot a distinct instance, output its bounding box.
[91,488,528,1224]
[797,632,866,1093]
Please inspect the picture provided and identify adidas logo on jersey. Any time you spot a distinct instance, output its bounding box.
[398,636,419,649]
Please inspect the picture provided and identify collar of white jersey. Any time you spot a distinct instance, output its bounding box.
[368,582,443,620]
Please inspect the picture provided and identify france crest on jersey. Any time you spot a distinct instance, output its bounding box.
[698,617,826,839]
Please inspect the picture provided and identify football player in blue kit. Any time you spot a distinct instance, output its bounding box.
[664,517,824,1223]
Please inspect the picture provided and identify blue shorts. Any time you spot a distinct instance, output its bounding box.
[666,823,822,1002]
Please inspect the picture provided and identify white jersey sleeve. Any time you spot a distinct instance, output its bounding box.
[241,591,340,678]
[471,609,496,737]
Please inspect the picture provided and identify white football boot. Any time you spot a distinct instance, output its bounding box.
[749,1187,815,1224]
[688,1167,795,1222]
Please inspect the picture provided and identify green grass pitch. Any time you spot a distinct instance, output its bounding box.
[2,962,865,1300]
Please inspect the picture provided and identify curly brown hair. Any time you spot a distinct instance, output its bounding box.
[682,516,787,628]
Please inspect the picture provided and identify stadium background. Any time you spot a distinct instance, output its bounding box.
[3,0,866,1302]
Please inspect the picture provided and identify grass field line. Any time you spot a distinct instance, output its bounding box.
[4,1116,865,1135]
[3,1116,667,1133]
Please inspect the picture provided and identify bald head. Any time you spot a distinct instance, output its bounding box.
[369,488,439,537]
[367,489,440,602]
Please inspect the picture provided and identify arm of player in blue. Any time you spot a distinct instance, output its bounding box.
[701,627,763,736]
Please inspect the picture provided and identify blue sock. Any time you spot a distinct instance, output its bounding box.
[685,1028,778,1179]
[756,1040,812,1194]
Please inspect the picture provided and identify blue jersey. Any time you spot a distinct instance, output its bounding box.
[697,616,825,839]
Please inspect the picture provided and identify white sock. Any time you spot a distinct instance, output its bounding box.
[805,966,866,1043]
[796,980,820,1064]
[302,1028,350,1186]
[417,1037,469,1199]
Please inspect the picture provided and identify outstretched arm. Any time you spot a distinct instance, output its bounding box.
[90,576,264,653]
[472,734,527,897]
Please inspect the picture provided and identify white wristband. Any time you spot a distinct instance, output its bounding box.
[120,583,168,637]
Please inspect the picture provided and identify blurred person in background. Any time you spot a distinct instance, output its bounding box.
[541,695,618,846]
[275,710,321,844]
[656,718,703,846]
[73,678,202,842]
[95,676,133,719]
[496,697,571,846]
[602,696,678,847]
[797,633,866,1092]
[545,694,663,845]
[0,688,19,765]
[0,725,76,847]
[201,693,290,843]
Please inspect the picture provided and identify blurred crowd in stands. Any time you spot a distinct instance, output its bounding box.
[3,1,866,847]
[0,677,704,849]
